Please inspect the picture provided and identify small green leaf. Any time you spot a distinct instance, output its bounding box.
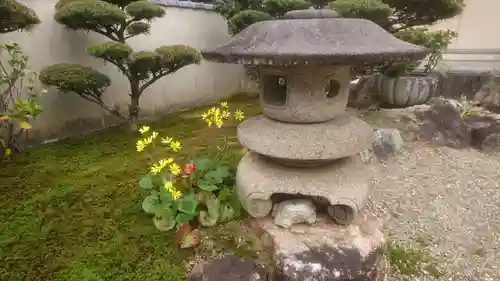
[159,189,173,207]
[230,191,242,218]
[19,120,32,129]
[153,217,175,231]
[139,174,153,189]
[204,165,230,184]
[197,180,219,192]
[142,194,160,214]
[220,203,236,222]
[218,187,232,202]
[199,211,218,227]
[177,194,198,215]
[199,195,220,227]
[192,156,213,172]
[153,207,175,231]
[175,212,196,225]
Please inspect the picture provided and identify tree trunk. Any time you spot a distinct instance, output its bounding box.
[129,80,141,131]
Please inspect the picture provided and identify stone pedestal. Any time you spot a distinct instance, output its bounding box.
[236,152,373,224]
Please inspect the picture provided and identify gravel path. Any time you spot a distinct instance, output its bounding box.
[367,143,500,281]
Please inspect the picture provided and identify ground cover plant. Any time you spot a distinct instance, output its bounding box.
[0,96,260,281]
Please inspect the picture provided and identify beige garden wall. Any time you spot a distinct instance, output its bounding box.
[430,0,500,50]
[1,0,254,143]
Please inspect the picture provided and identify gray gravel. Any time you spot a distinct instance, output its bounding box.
[367,143,500,281]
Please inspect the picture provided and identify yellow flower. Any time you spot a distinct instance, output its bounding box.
[215,118,223,128]
[151,132,159,139]
[161,137,173,145]
[138,126,150,134]
[169,140,181,152]
[150,165,162,175]
[169,163,181,176]
[201,112,209,121]
[136,139,146,152]
[163,181,182,200]
[150,158,173,175]
[220,101,228,108]
[221,110,231,119]
[171,189,182,200]
[235,109,245,121]
[164,180,174,192]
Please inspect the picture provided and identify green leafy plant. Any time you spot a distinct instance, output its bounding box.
[456,95,482,118]
[215,0,310,35]
[215,0,462,80]
[136,101,245,248]
[385,242,442,278]
[39,0,202,129]
[381,28,457,77]
[0,0,42,159]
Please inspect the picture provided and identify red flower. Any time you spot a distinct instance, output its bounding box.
[183,163,196,175]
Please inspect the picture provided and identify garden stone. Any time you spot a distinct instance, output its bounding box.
[272,199,316,228]
[250,216,387,281]
[372,128,404,158]
[187,255,268,281]
[348,75,378,109]
[473,75,500,114]
[414,98,471,149]
[359,148,376,164]
[465,115,500,151]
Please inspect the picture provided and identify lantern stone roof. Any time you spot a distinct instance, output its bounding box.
[202,9,429,66]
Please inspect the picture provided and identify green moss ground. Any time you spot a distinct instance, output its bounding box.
[0,96,261,281]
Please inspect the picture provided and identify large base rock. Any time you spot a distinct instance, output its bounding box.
[236,152,373,224]
[250,216,387,281]
[187,255,268,281]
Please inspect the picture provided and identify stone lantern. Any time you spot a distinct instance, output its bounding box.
[202,8,428,281]
[203,8,427,223]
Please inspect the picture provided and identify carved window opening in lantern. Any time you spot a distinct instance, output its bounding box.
[262,74,288,106]
[325,79,341,99]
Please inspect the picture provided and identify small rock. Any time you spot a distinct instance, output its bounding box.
[474,75,500,113]
[465,115,500,150]
[359,148,376,164]
[272,199,316,228]
[372,128,404,158]
[187,255,268,281]
[414,98,471,148]
[348,75,378,109]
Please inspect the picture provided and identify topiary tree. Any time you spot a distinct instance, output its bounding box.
[215,0,311,35]
[39,0,202,128]
[214,0,463,76]
[0,0,40,33]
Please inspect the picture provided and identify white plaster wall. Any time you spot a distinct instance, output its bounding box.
[430,0,500,50]
[0,0,253,141]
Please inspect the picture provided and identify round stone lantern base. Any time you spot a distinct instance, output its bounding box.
[238,114,374,164]
[235,152,373,224]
